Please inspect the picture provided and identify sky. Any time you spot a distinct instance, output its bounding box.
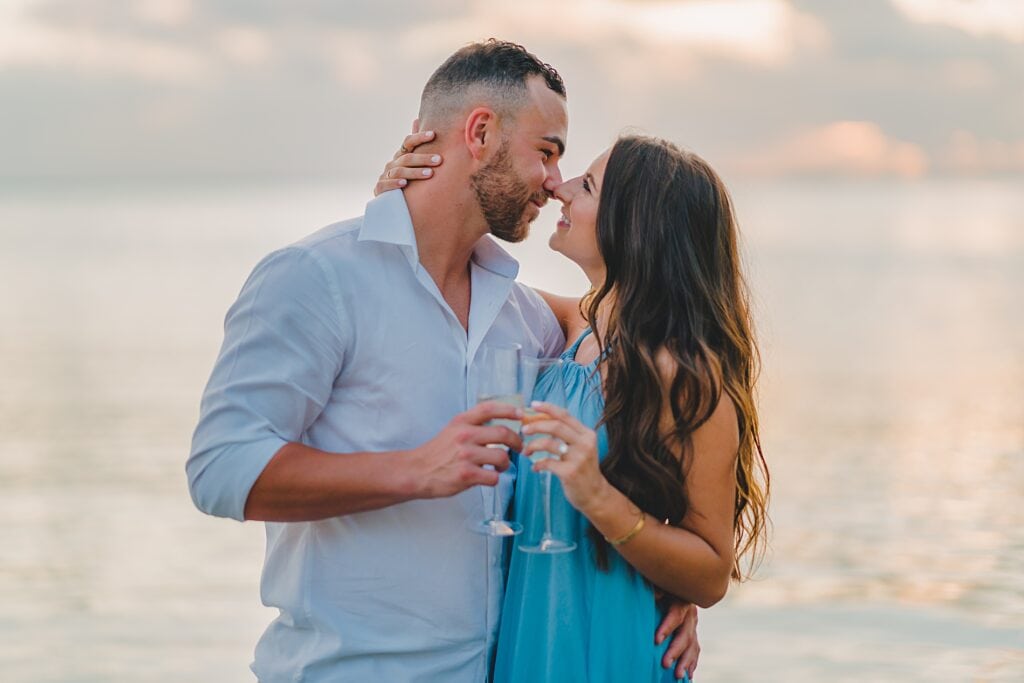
[1,0,1023,183]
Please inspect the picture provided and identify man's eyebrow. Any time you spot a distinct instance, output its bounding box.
[542,136,565,156]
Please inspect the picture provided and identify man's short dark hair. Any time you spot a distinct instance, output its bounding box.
[419,39,565,125]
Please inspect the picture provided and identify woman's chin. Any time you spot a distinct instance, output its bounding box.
[547,233,564,253]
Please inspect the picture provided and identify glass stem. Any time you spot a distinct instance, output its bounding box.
[542,470,553,540]
[491,464,502,520]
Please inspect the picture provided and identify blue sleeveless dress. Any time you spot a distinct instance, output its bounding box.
[493,330,682,683]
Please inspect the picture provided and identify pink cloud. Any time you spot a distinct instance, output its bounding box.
[732,121,929,178]
[938,130,1024,174]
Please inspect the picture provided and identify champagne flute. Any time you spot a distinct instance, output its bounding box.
[518,357,576,554]
[473,343,524,537]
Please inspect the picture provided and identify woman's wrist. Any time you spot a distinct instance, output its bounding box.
[574,476,614,516]
[606,510,645,546]
[580,480,638,538]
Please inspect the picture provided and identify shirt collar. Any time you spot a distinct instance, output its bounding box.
[359,190,520,280]
[471,234,520,280]
[359,189,418,249]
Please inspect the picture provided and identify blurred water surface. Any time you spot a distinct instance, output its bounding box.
[1,178,1021,682]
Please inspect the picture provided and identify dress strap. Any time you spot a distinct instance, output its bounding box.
[562,328,593,360]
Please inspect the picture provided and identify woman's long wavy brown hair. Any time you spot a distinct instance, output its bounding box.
[586,135,769,579]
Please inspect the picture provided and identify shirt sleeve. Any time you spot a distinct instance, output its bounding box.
[526,287,567,358]
[186,246,348,521]
[539,304,566,358]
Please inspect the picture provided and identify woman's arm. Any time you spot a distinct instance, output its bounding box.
[526,351,738,607]
[587,400,737,606]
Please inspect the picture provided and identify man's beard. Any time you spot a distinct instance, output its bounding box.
[470,140,544,243]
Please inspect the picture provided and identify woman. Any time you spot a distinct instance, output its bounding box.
[380,134,769,682]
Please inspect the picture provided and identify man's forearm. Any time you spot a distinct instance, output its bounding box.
[243,442,421,521]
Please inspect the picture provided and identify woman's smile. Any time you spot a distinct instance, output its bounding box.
[556,210,572,230]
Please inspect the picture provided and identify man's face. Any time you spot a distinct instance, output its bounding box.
[471,76,568,243]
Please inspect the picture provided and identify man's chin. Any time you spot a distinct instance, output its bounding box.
[491,228,529,244]
[490,218,532,243]
[512,217,535,242]
[513,207,542,240]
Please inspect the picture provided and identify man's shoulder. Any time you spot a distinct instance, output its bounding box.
[281,215,389,277]
[509,279,545,306]
[244,216,367,292]
[508,281,560,330]
[292,216,364,253]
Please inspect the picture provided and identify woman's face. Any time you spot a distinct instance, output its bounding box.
[548,149,610,281]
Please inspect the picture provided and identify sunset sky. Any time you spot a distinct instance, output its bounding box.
[2,0,1022,183]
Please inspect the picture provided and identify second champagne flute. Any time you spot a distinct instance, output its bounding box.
[473,343,524,536]
[518,357,576,554]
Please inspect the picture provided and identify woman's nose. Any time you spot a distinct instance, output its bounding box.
[552,176,581,204]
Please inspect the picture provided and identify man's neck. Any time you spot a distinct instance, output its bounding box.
[403,177,487,288]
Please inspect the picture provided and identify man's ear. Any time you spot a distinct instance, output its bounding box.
[464,107,498,161]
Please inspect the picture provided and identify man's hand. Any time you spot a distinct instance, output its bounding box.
[408,401,524,499]
[656,600,700,681]
[243,401,523,522]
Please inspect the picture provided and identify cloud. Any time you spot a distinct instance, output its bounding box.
[733,121,929,177]
[4,1,830,85]
[0,0,1021,181]
[940,58,998,90]
[937,130,1024,174]
[892,0,1024,43]
[0,3,209,82]
[217,26,272,67]
[321,30,381,88]
[400,0,830,75]
[134,0,193,29]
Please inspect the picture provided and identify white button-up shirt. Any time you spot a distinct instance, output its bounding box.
[188,189,564,683]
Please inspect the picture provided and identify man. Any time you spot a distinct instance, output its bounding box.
[188,40,695,682]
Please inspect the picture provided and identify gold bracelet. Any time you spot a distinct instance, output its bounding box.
[606,511,645,546]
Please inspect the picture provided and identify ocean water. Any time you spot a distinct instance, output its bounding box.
[1,178,1021,682]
